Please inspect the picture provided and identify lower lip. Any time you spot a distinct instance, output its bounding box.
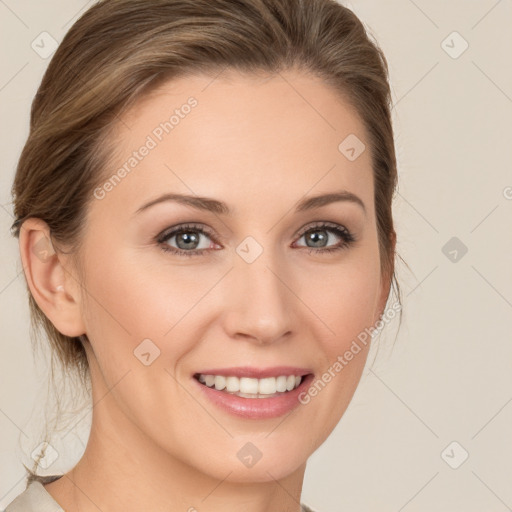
[192,374,315,419]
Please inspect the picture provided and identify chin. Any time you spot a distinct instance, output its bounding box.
[192,436,311,484]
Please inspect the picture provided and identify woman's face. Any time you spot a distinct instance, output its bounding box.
[71,69,390,482]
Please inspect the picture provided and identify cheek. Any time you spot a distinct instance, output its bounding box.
[297,264,380,448]
[80,241,197,341]
[305,254,381,353]
[80,224,381,376]
[78,240,225,392]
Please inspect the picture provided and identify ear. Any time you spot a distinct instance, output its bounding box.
[375,229,397,323]
[18,218,86,337]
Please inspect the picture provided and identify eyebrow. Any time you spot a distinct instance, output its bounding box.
[134,190,366,216]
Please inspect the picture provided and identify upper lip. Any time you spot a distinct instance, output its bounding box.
[194,366,313,379]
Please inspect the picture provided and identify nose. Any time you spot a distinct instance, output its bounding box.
[222,252,294,346]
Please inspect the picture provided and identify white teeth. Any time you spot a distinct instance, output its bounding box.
[196,374,304,396]
[240,377,259,394]
[276,375,287,392]
[214,375,226,390]
[226,376,239,392]
[258,377,276,394]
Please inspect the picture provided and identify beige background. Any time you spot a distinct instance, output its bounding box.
[1,1,511,510]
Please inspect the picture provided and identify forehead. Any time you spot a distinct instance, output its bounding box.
[96,69,374,219]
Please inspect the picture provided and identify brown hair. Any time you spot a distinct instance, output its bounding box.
[10,0,401,485]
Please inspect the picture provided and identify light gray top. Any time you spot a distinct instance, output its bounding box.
[5,477,318,512]
[4,480,64,512]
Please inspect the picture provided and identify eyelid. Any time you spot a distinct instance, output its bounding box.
[295,220,349,237]
[156,222,216,242]
[157,221,349,241]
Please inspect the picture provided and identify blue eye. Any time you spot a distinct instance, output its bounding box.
[157,223,217,257]
[294,222,356,254]
[156,221,355,257]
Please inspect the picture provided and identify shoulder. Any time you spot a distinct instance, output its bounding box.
[4,479,64,512]
[301,504,320,512]
[4,479,316,512]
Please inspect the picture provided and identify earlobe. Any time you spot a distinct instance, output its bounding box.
[18,218,86,338]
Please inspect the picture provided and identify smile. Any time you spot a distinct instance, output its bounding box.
[195,373,303,398]
[192,367,315,419]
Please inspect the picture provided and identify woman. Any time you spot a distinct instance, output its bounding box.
[6,0,400,510]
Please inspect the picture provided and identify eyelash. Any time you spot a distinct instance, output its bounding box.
[156,222,356,258]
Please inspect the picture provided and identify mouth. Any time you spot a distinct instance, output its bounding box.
[192,366,314,419]
[193,372,306,398]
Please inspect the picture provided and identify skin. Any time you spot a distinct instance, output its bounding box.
[20,69,394,512]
